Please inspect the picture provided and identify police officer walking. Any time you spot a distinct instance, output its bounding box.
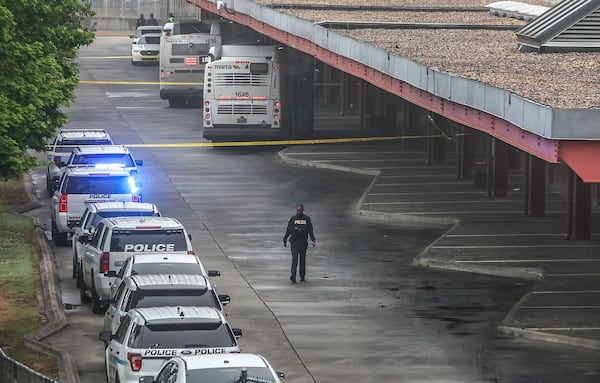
[283,204,316,283]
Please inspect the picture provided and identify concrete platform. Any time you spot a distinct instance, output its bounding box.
[280,142,600,349]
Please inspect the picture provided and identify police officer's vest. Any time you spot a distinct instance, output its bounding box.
[292,218,308,236]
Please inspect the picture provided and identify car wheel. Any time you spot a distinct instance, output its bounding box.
[91,278,105,314]
[72,252,77,279]
[52,220,68,246]
[79,268,91,304]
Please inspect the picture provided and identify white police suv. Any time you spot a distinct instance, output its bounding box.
[104,274,230,333]
[51,167,141,246]
[99,306,242,383]
[142,354,285,383]
[46,129,112,195]
[72,202,161,286]
[108,253,219,298]
[79,217,194,313]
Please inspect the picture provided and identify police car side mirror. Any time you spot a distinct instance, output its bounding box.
[78,235,91,244]
[232,328,242,339]
[54,178,61,190]
[207,270,220,277]
[104,270,117,278]
[277,372,286,380]
[99,330,114,342]
[187,233,192,241]
[58,161,66,168]
[135,159,143,167]
[218,294,230,306]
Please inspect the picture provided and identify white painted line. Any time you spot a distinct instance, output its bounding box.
[447,233,564,238]
[285,151,410,155]
[312,159,424,163]
[525,327,600,331]
[373,182,469,186]
[455,259,600,263]
[115,106,155,109]
[378,210,565,215]
[379,174,456,178]
[363,200,523,205]
[368,191,484,196]
[547,273,600,277]
[435,245,600,249]
[531,291,600,294]
[522,306,600,309]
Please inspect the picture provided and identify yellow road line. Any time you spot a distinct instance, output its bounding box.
[126,134,446,148]
[80,55,160,59]
[79,80,203,85]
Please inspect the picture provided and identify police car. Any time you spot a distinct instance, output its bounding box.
[99,306,242,383]
[108,253,220,298]
[51,167,142,246]
[104,274,230,333]
[72,202,161,285]
[131,34,161,65]
[79,217,194,313]
[46,129,112,195]
[141,354,285,383]
[65,145,143,175]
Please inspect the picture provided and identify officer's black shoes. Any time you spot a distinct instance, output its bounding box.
[290,276,296,283]
[300,277,306,282]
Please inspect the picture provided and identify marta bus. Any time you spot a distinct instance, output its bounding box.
[159,20,222,107]
[203,45,282,140]
[203,45,315,141]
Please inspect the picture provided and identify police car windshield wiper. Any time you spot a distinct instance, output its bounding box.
[184,344,208,347]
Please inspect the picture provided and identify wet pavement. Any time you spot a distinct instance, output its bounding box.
[281,143,600,349]
[24,35,600,383]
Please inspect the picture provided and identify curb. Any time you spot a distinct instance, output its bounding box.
[277,150,379,176]
[13,173,80,383]
[12,172,42,214]
[497,325,600,349]
[414,257,543,281]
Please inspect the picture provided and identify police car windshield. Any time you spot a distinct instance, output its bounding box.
[132,263,201,275]
[129,289,217,310]
[187,368,276,383]
[65,176,132,194]
[90,211,156,228]
[140,36,160,44]
[110,230,188,252]
[71,153,135,167]
[132,323,235,348]
[56,139,112,153]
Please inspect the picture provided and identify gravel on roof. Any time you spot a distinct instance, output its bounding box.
[279,9,527,25]
[261,0,550,7]
[340,28,600,109]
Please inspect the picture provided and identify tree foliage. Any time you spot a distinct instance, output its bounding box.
[0,0,94,179]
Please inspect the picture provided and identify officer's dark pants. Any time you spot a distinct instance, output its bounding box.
[290,240,308,279]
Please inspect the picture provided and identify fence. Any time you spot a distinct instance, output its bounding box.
[0,348,59,383]
[90,0,202,19]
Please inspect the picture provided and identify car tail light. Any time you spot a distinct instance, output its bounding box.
[127,353,142,372]
[204,100,210,107]
[274,100,281,109]
[53,156,61,166]
[187,250,195,255]
[274,114,280,121]
[59,195,68,212]
[100,252,110,273]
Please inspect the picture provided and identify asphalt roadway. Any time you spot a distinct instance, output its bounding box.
[24,36,600,383]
